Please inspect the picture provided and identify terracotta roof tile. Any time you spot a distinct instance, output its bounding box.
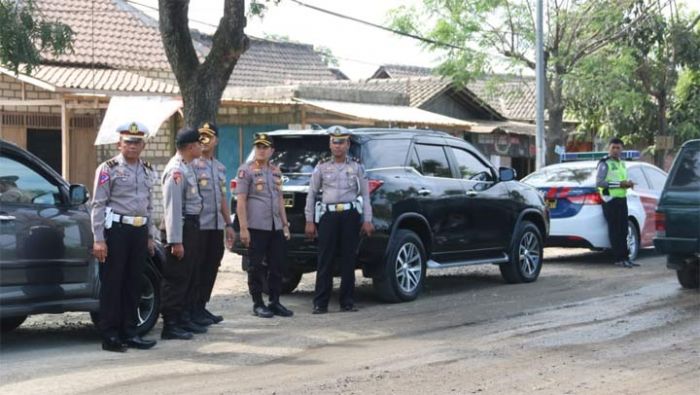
[25,65,179,93]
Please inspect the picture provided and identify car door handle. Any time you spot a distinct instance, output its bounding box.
[417,188,431,196]
[0,215,16,221]
[466,190,478,197]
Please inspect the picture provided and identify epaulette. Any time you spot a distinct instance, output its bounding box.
[351,157,361,163]
[106,159,118,168]
[142,160,153,171]
[598,155,610,163]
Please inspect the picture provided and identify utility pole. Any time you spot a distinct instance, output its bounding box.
[535,0,546,169]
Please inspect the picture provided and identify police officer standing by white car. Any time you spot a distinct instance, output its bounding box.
[160,127,206,340]
[91,121,158,352]
[304,126,373,314]
[596,137,639,268]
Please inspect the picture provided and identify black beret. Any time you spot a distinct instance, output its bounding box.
[176,127,201,147]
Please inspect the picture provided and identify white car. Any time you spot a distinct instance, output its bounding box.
[522,159,667,259]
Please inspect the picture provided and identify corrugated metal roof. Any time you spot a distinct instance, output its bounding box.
[1,65,179,94]
[295,98,475,129]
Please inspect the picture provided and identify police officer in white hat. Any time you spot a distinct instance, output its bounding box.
[91,121,158,352]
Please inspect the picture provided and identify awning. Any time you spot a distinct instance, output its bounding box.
[95,96,182,145]
[469,120,536,136]
[294,98,475,130]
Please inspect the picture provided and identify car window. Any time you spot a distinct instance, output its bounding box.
[522,166,596,186]
[642,167,667,191]
[408,146,421,174]
[248,135,357,174]
[668,146,700,190]
[627,167,649,190]
[361,139,410,169]
[414,144,452,178]
[450,147,493,182]
[0,156,61,205]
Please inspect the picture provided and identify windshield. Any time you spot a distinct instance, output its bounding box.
[245,135,360,174]
[668,145,700,191]
[522,165,596,186]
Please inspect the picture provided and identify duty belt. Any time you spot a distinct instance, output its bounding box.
[325,202,355,212]
[112,214,148,227]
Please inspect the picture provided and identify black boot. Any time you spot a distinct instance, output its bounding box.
[191,307,214,327]
[268,301,294,317]
[180,311,207,334]
[102,336,127,352]
[203,307,224,324]
[125,335,157,349]
[161,318,193,340]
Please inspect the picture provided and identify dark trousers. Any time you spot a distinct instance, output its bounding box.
[314,210,361,308]
[602,197,629,261]
[195,229,224,307]
[247,228,285,306]
[161,217,199,322]
[99,223,148,339]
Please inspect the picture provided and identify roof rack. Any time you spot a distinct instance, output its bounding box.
[560,150,641,162]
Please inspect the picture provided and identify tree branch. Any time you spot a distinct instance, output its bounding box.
[158,0,200,85]
[201,0,250,86]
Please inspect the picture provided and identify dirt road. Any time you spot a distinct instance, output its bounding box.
[1,249,698,394]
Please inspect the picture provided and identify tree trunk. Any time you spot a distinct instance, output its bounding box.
[545,75,566,164]
[654,94,668,168]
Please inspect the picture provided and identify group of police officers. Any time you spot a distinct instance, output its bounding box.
[90,121,372,352]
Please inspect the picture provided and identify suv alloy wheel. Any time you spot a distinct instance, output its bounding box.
[500,221,543,283]
[373,229,427,302]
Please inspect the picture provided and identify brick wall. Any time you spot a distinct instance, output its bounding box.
[0,74,62,114]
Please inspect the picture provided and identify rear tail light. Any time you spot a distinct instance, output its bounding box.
[230,179,237,192]
[566,192,602,205]
[655,212,666,237]
[368,179,384,194]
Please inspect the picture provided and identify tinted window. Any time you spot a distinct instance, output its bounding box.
[627,167,649,190]
[450,148,493,182]
[0,156,61,205]
[642,167,667,191]
[522,166,596,186]
[248,135,359,174]
[668,147,700,190]
[414,144,452,178]
[408,146,421,174]
[361,139,410,169]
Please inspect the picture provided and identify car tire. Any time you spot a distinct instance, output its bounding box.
[373,229,426,303]
[627,219,640,261]
[676,262,700,289]
[1,316,27,333]
[89,262,160,336]
[500,221,543,284]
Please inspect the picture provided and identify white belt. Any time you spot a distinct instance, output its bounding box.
[112,214,148,227]
[325,203,354,212]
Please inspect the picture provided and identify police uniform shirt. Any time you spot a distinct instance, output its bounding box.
[193,157,227,230]
[304,157,372,223]
[91,153,157,242]
[162,152,202,243]
[236,161,283,231]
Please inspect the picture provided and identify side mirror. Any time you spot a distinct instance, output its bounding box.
[69,184,89,205]
[499,167,516,182]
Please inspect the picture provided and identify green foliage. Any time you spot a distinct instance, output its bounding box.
[670,68,700,140]
[0,0,73,74]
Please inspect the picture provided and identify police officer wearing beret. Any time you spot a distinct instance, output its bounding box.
[188,122,234,326]
[236,133,294,318]
[304,126,374,314]
[91,121,158,352]
[160,127,205,340]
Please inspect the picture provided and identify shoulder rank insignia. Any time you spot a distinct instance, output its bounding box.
[142,160,153,171]
[106,159,118,168]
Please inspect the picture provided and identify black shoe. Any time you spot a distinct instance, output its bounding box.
[625,259,640,267]
[161,325,194,340]
[253,304,274,318]
[180,319,207,334]
[204,308,224,324]
[312,305,328,315]
[102,336,127,353]
[125,336,157,350]
[615,261,630,268]
[191,310,215,327]
[340,305,358,312]
[268,302,294,317]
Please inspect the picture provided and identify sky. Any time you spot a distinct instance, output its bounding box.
[132,0,700,80]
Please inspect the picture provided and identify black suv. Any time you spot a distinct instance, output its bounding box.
[0,139,162,333]
[230,129,549,302]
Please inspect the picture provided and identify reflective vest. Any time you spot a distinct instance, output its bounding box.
[598,158,627,198]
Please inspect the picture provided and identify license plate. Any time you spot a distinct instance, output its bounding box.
[283,193,294,208]
[546,199,557,209]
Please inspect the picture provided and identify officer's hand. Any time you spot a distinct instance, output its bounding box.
[240,228,251,248]
[305,222,317,240]
[171,243,185,260]
[93,241,108,263]
[283,225,291,240]
[148,239,155,257]
[225,227,235,249]
[361,222,374,237]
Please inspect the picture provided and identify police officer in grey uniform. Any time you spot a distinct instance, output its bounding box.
[305,126,374,314]
[189,122,235,326]
[160,127,205,340]
[236,133,293,318]
[91,121,158,352]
